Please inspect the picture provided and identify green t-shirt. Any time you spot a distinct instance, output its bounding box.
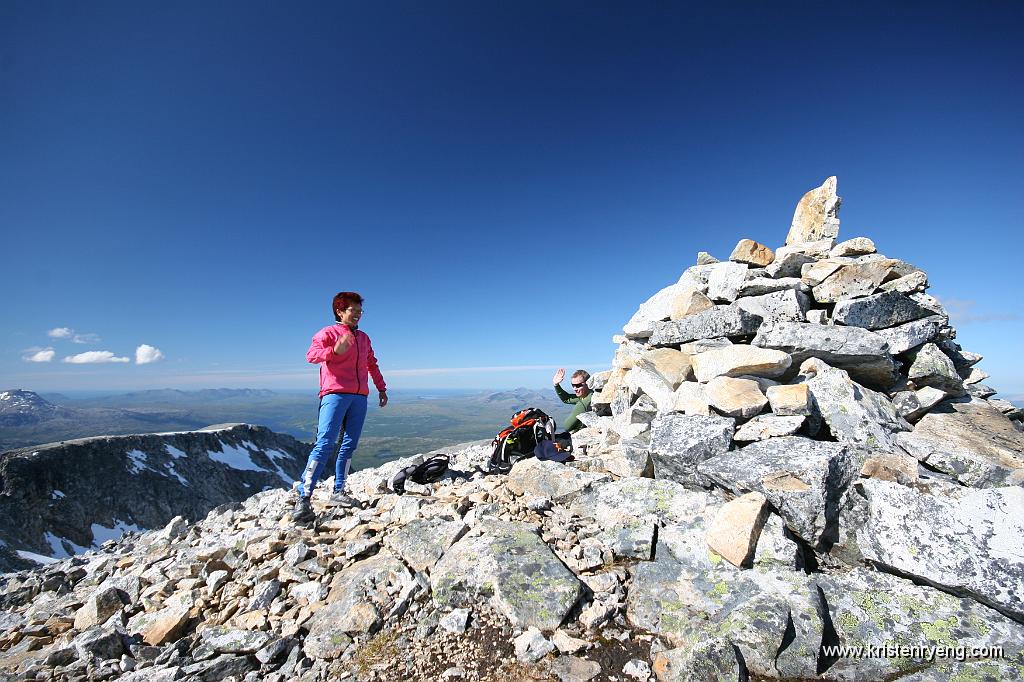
[554,383,593,432]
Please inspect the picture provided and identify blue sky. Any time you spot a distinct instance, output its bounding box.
[2,2,1022,396]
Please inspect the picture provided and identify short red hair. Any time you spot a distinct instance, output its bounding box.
[332,291,364,321]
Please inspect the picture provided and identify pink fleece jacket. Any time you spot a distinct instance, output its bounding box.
[306,324,386,399]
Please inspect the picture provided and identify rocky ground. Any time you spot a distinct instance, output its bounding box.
[1,177,1022,681]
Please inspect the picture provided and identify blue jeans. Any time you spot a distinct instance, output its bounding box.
[299,393,368,498]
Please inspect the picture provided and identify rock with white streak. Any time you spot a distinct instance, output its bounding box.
[729,239,774,267]
[833,291,932,329]
[733,415,805,442]
[706,261,750,303]
[738,276,809,297]
[785,176,841,245]
[732,288,810,325]
[691,345,792,383]
[855,480,1024,621]
[829,237,876,257]
[705,492,770,567]
[705,376,768,418]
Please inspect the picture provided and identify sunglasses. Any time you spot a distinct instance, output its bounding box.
[571,382,586,389]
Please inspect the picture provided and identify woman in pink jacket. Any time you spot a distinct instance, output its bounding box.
[293,291,387,523]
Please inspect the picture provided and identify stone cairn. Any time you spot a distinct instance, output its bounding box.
[1,177,1023,682]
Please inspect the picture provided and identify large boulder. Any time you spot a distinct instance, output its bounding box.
[706,261,750,302]
[648,413,734,482]
[855,480,1024,622]
[704,376,768,418]
[811,259,903,303]
[431,517,584,631]
[817,568,1024,682]
[803,359,910,451]
[896,398,1024,488]
[698,437,854,548]
[907,343,966,395]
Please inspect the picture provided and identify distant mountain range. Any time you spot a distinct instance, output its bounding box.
[0,387,575,471]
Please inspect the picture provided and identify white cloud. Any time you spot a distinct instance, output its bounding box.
[63,351,131,364]
[22,347,56,363]
[47,327,101,343]
[937,298,1018,325]
[136,344,165,365]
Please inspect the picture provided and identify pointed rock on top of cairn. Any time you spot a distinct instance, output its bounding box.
[785,176,841,245]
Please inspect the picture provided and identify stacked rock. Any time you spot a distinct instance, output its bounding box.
[586,175,1023,489]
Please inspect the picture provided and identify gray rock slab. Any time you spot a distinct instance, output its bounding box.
[649,413,734,482]
[817,568,1024,682]
[698,437,854,547]
[649,305,762,347]
[752,321,897,388]
[832,291,932,329]
[383,518,468,573]
[874,315,943,355]
[855,479,1024,622]
[506,459,610,503]
[896,398,1024,488]
[892,386,948,423]
[732,288,810,325]
[803,359,910,451]
[570,477,718,528]
[431,517,583,631]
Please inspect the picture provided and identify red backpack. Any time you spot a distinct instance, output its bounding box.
[488,408,556,473]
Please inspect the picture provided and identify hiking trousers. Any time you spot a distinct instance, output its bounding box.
[299,393,368,498]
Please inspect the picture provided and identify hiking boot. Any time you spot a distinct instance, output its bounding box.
[292,497,315,524]
[326,491,360,508]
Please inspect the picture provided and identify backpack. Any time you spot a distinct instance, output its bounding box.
[390,454,450,494]
[488,408,557,473]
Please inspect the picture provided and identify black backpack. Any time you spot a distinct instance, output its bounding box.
[390,454,450,494]
[488,408,556,473]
